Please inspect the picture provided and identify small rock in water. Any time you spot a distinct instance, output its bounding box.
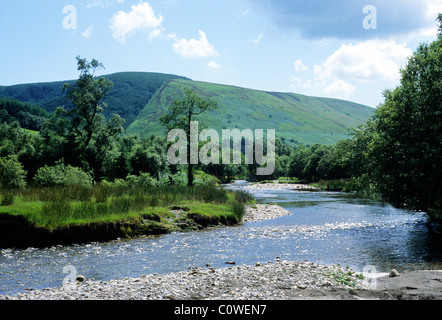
[389,269,400,277]
[225,261,236,265]
[76,275,86,283]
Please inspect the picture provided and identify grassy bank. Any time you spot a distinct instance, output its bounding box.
[0,184,253,248]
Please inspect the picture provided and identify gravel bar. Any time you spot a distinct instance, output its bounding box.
[0,260,368,300]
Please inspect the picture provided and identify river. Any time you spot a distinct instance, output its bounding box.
[1,181,441,295]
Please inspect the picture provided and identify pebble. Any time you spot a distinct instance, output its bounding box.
[0,261,366,300]
[243,204,291,222]
[389,269,400,277]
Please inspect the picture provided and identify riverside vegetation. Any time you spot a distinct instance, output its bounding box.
[0,182,254,248]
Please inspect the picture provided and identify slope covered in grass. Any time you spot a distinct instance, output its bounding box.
[128,79,374,145]
[0,72,189,128]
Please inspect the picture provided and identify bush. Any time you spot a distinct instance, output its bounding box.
[0,155,27,189]
[34,160,93,187]
[1,192,15,206]
[125,172,158,188]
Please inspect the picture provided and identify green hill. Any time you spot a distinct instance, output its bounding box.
[127,79,375,145]
[0,98,51,131]
[0,72,189,128]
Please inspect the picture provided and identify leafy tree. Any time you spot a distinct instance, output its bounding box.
[45,57,124,177]
[350,15,442,219]
[160,88,218,186]
[0,155,27,189]
[33,160,93,187]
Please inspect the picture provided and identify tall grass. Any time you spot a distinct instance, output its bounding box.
[6,184,251,228]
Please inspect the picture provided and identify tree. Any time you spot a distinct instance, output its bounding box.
[350,15,442,220]
[0,155,27,189]
[159,88,218,186]
[45,57,124,177]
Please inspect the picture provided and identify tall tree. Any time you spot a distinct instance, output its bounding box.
[45,57,124,177]
[351,14,442,220]
[160,88,218,186]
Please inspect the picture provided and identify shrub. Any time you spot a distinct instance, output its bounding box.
[34,160,93,187]
[1,192,15,206]
[0,155,27,189]
[125,172,158,188]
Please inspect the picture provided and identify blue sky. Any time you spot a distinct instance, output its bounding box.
[0,0,441,108]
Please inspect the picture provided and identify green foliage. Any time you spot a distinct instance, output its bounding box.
[0,98,50,130]
[125,172,159,188]
[160,88,218,186]
[0,155,27,189]
[1,192,15,206]
[345,17,442,219]
[42,57,125,178]
[33,160,93,187]
[287,143,350,183]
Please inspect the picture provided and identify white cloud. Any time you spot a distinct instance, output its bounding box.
[81,25,94,38]
[426,0,442,20]
[149,28,164,41]
[290,40,413,100]
[323,80,356,97]
[172,30,218,59]
[207,61,221,69]
[314,40,413,83]
[294,59,308,72]
[110,2,163,43]
[252,33,264,44]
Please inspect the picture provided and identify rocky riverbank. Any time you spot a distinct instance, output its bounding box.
[0,260,366,300]
[2,259,440,300]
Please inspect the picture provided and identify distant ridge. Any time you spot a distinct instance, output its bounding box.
[127,79,374,145]
[0,72,190,127]
[0,73,374,145]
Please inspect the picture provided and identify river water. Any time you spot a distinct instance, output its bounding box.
[1,181,441,295]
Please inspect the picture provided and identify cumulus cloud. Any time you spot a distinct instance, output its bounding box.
[171,30,218,59]
[110,2,163,43]
[314,40,413,83]
[291,40,413,99]
[323,80,356,97]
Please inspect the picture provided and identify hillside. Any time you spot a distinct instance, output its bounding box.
[127,79,375,145]
[0,98,51,131]
[0,72,189,128]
